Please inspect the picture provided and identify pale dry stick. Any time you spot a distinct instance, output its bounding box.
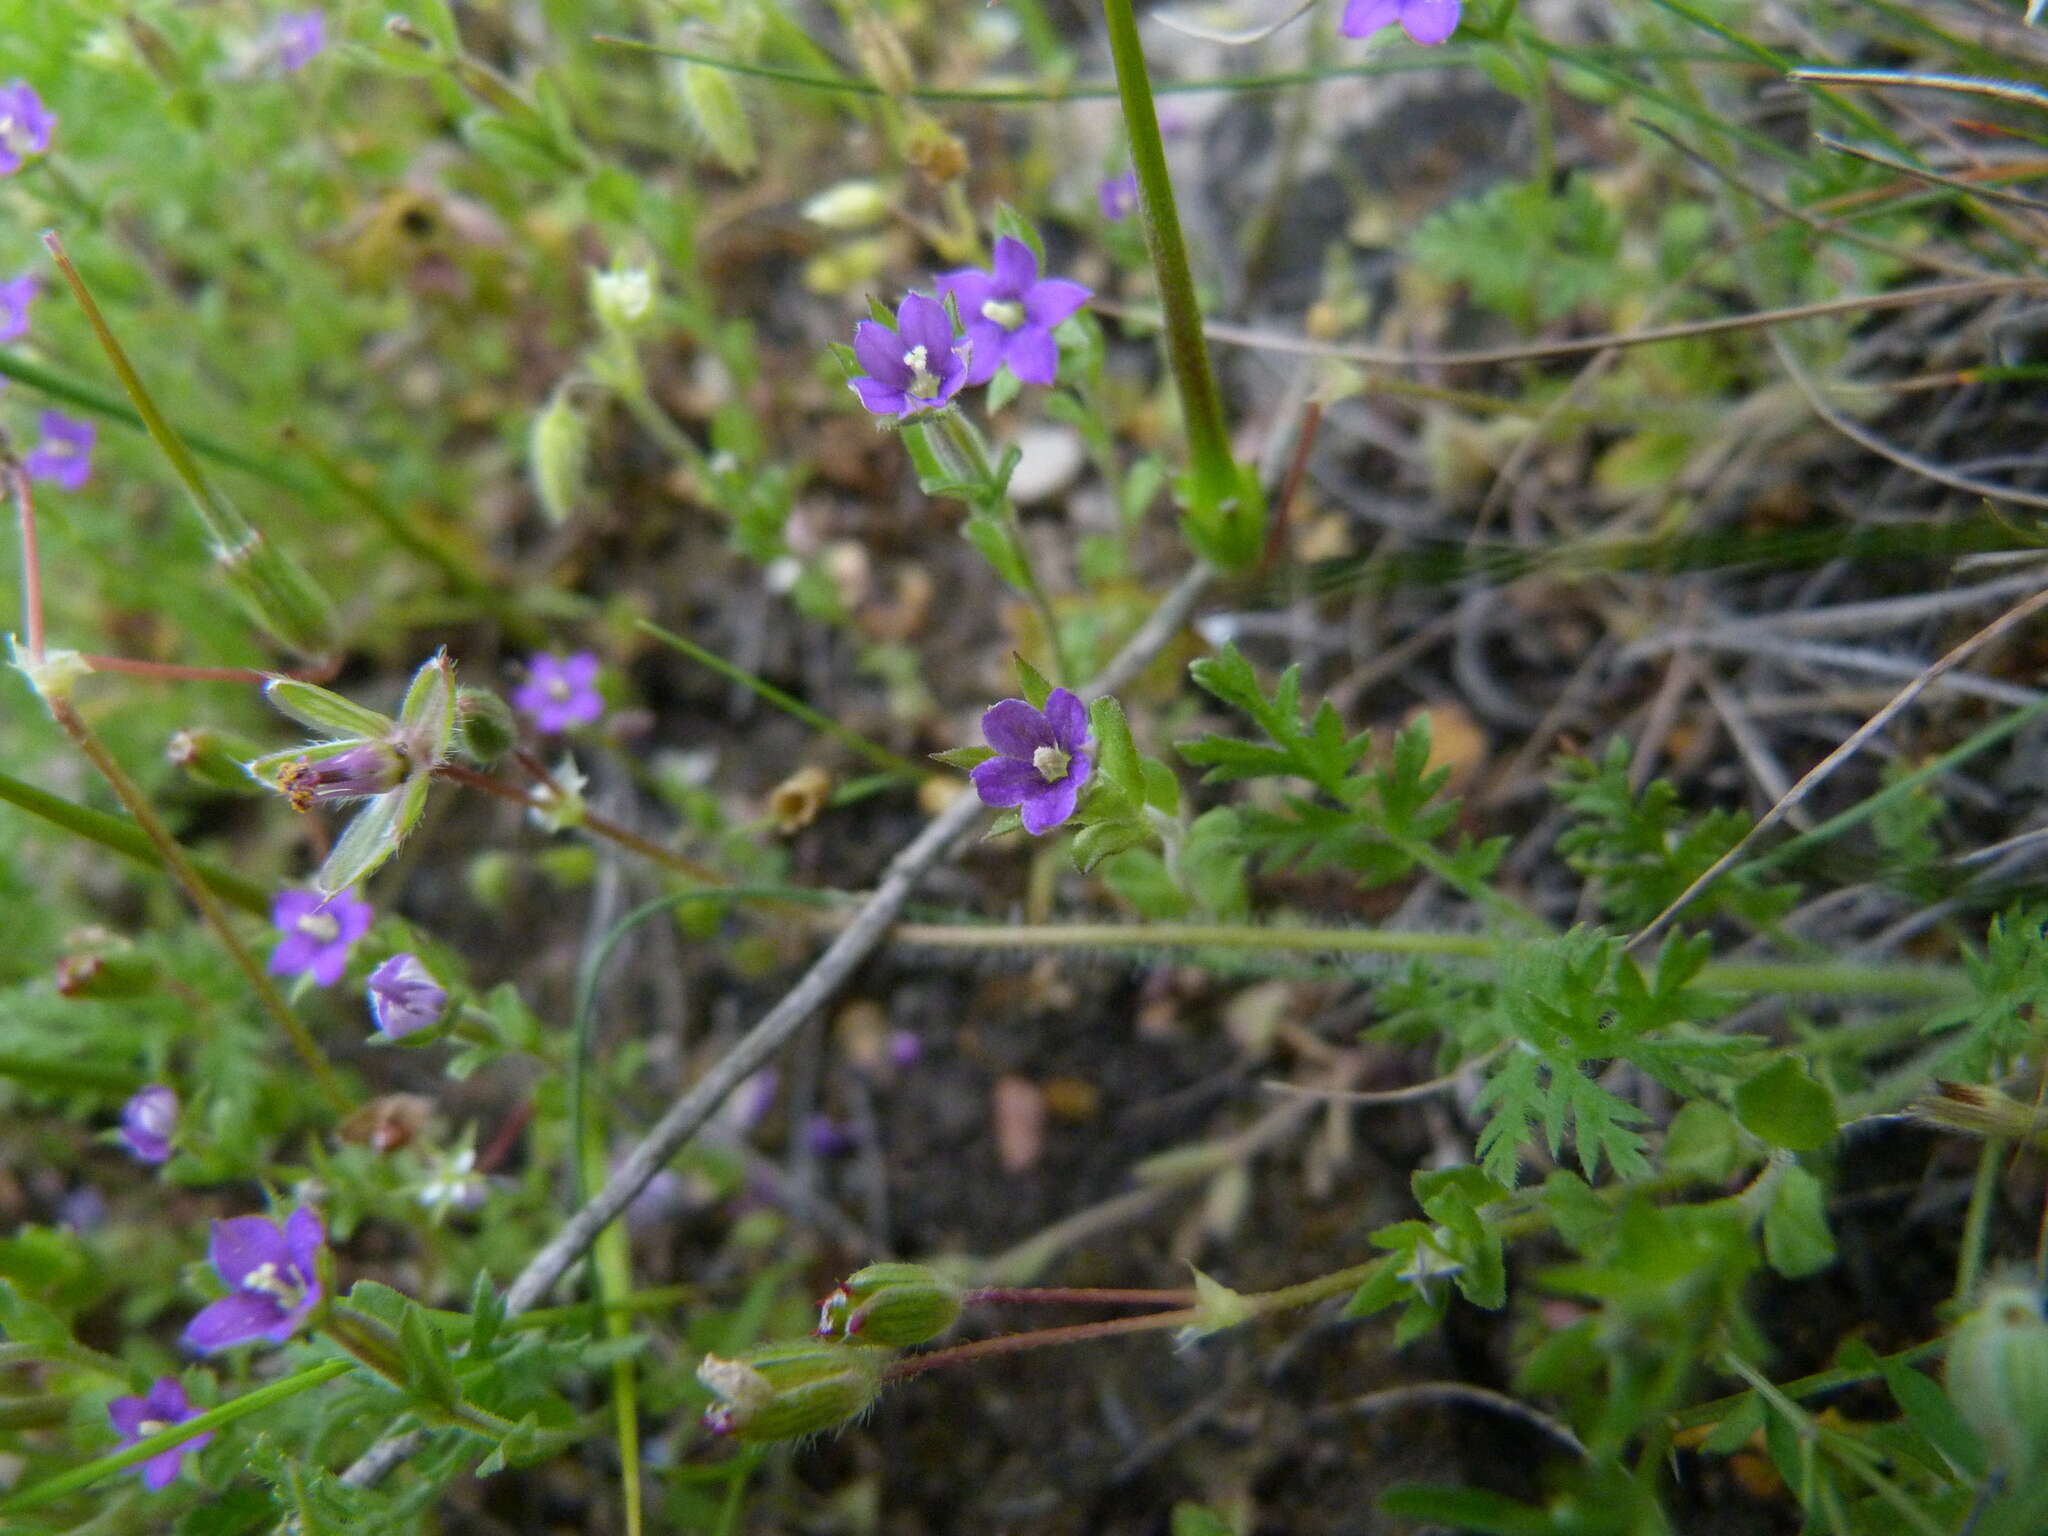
[336,562,1215,1490]
[1627,632,2040,709]
[1261,1043,1507,1105]
[1627,580,2048,954]
[1309,1382,1588,1459]
[1615,566,2048,652]
[1697,668,1807,830]
[1102,277,2048,370]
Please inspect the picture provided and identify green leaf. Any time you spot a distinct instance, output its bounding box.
[931,745,997,771]
[1088,696,1143,800]
[264,679,393,741]
[1011,652,1052,710]
[1072,819,1151,873]
[1182,808,1249,918]
[469,1271,505,1358]
[963,511,1031,591]
[1100,849,1191,919]
[1761,1164,1835,1278]
[983,808,1026,839]
[1735,1058,1837,1152]
[1663,1100,1743,1182]
[1377,1485,1555,1534]
[398,1305,461,1412]
[1140,757,1180,816]
[1170,1505,1235,1536]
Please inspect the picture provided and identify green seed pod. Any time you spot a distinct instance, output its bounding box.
[168,727,270,795]
[675,62,755,174]
[216,532,341,663]
[55,948,158,1000]
[814,1263,963,1347]
[454,687,518,766]
[1945,1281,2048,1479]
[696,1341,884,1443]
[529,383,590,528]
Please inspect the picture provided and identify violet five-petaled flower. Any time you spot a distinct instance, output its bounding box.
[269,888,373,987]
[0,272,36,343]
[848,291,968,417]
[24,411,94,491]
[936,237,1092,388]
[274,11,327,72]
[108,1377,213,1490]
[367,953,447,1039]
[1098,171,1138,222]
[512,651,604,733]
[120,1085,178,1165]
[1338,0,1461,45]
[0,80,53,177]
[969,687,1094,835]
[181,1208,325,1353]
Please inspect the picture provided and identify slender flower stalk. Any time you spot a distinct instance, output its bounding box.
[1097,0,1257,564]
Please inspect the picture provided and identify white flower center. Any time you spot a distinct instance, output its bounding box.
[981,298,1025,331]
[297,912,339,943]
[136,1418,168,1437]
[546,678,572,700]
[901,344,939,398]
[42,438,77,460]
[1032,744,1070,783]
[242,1259,304,1305]
[0,115,21,155]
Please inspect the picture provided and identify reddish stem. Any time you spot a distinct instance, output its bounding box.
[77,654,268,683]
[881,1308,1198,1382]
[1261,400,1322,571]
[963,1287,1197,1308]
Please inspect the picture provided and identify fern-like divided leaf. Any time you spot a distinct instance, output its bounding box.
[1473,928,1754,1187]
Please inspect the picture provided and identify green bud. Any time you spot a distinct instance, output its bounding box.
[168,727,270,795]
[216,533,341,662]
[454,687,518,766]
[801,180,890,232]
[675,62,755,174]
[529,383,591,528]
[1946,1281,2048,1478]
[56,948,158,1000]
[696,1341,884,1443]
[590,264,655,337]
[815,1263,963,1347]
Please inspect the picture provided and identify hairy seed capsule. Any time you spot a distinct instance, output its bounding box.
[814,1263,963,1347]
[696,1341,884,1443]
[1945,1280,2048,1479]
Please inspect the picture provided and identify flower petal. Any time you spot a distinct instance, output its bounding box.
[284,1208,326,1277]
[991,236,1038,297]
[1020,774,1081,835]
[209,1216,287,1286]
[142,1448,187,1491]
[1401,0,1461,43]
[561,652,601,687]
[1005,326,1059,387]
[851,319,907,386]
[108,1395,151,1438]
[145,1377,191,1420]
[268,933,317,977]
[981,698,1054,759]
[182,1293,285,1354]
[1338,0,1401,35]
[895,292,957,359]
[936,269,995,317]
[1041,688,1090,750]
[850,376,909,415]
[1023,278,1091,330]
[970,755,1043,808]
[959,318,1007,385]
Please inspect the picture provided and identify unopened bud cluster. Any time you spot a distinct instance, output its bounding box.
[695,1263,962,1443]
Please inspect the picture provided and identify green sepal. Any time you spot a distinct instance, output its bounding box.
[397,1305,461,1413]
[265,678,393,741]
[984,365,1021,416]
[397,650,458,764]
[1011,652,1052,710]
[990,203,1045,267]
[1072,818,1152,873]
[1087,695,1143,801]
[931,745,997,771]
[316,773,429,894]
[983,808,1025,839]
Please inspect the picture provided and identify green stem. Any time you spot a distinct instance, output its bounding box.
[48,700,348,1113]
[1954,1138,2004,1308]
[936,412,1076,682]
[0,1360,353,1514]
[881,919,1965,998]
[0,768,270,914]
[1097,0,1239,517]
[325,1307,523,1441]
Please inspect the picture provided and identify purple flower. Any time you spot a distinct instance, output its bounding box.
[849,291,968,416]
[120,1085,178,1165]
[1098,171,1138,222]
[274,12,327,72]
[1339,0,1461,45]
[803,1113,852,1158]
[888,1029,923,1069]
[181,1209,325,1353]
[275,742,406,810]
[0,81,54,177]
[969,687,1094,835]
[936,237,1092,388]
[512,651,604,733]
[24,412,94,491]
[269,888,372,987]
[108,1377,213,1490]
[0,273,37,343]
[367,953,446,1039]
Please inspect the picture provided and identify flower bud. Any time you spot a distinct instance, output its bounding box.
[801,181,890,232]
[169,727,270,794]
[528,757,588,832]
[529,383,591,528]
[675,62,756,174]
[768,765,833,834]
[590,264,655,336]
[1945,1281,2048,1478]
[814,1263,962,1347]
[216,532,341,662]
[1915,1082,2048,1149]
[904,114,969,185]
[454,687,518,766]
[696,1341,884,1443]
